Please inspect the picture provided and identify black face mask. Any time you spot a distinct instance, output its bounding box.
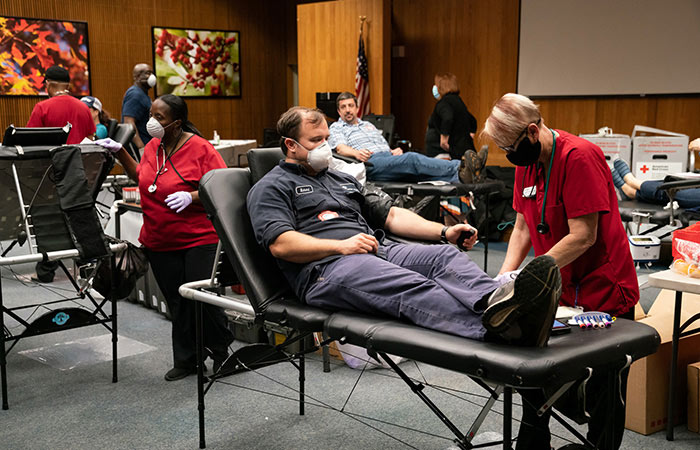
[506,137,541,166]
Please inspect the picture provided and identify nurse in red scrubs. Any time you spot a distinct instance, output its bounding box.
[482,93,639,450]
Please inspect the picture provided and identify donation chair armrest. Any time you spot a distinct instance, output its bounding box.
[658,178,700,199]
[332,151,373,167]
[373,179,504,197]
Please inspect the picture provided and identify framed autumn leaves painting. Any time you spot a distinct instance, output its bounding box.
[152,27,240,98]
[0,16,90,96]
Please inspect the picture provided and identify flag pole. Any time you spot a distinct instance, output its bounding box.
[355,15,370,117]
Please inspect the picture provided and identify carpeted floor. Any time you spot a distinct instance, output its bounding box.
[1,237,699,449]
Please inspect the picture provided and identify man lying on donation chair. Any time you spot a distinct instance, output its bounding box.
[247,106,562,346]
[328,92,488,185]
[612,157,700,208]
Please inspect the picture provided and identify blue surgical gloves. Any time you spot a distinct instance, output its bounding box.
[165,191,193,213]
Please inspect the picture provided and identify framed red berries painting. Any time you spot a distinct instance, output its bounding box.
[152,27,240,98]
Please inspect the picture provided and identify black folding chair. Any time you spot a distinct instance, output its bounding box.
[180,148,661,449]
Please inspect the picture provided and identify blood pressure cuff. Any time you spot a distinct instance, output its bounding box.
[50,146,110,260]
[361,183,394,230]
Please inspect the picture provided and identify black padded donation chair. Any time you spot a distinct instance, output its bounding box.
[106,118,118,139]
[362,113,396,147]
[111,122,136,149]
[0,140,125,410]
[180,147,662,449]
[619,176,700,240]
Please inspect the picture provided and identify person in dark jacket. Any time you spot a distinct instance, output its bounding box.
[425,72,478,161]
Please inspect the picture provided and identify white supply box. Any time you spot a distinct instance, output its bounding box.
[632,125,689,181]
[580,127,631,169]
[628,235,661,262]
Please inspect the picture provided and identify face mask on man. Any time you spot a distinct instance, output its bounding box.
[146,117,176,139]
[146,73,157,88]
[506,136,542,166]
[432,85,440,100]
[306,141,333,171]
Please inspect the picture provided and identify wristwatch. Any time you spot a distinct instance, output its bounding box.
[440,225,450,244]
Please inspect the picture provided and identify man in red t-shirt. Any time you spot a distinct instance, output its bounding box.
[26,65,95,144]
[26,65,96,283]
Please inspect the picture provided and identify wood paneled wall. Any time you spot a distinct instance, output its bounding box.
[297,0,390,113]
[391,0,700,167]
[0,0,291,144]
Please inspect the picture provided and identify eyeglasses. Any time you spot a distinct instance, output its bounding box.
[499,118,541,152]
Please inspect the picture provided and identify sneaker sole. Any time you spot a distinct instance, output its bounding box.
[482,255,560,335]
[529,276,562,347]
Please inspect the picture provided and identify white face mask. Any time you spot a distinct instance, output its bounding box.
[305,141,333,171]
[146,117,175,139]
[432,85,440,100]
[147,73,157,88]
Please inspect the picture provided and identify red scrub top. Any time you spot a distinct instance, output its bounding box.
[513,130,638,316]
[137,134,225,251]
[26,95,96,144]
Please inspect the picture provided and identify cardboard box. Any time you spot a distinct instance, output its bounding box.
[580,131,631,169]
[625,289,700,434]
[631,125,689,181]
[688,362,700,433]
[313,332,344,360]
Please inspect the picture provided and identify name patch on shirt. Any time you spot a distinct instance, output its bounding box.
[317,210,340,221]
[523,185,537,198]
[296,185,313,195]
[339,183,359,194]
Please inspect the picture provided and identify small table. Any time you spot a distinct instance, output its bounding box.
[210,140,257,167]
[647,269,700,440]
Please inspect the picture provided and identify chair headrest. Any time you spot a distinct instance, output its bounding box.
[106,119,118,138]
[112,123,136,148]
[199,167,295,315]
[247,147,285,184]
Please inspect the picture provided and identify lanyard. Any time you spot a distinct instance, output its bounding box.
[540,129,557,226]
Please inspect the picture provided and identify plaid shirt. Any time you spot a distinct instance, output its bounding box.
[328,119,391,154]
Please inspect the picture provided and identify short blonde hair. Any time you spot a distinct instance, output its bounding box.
[434,72,460,96]
[481,93,541,148]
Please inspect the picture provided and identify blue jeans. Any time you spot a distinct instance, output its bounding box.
[366,151,460,182]
[637,180,700,208]
[304,242,497,340]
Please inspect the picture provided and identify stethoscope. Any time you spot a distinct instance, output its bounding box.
[533,129,556,235]
[148,130,183,193]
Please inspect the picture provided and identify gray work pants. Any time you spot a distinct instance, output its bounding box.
[304,242,497,340]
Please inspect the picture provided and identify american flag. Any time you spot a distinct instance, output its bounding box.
[354,34,370,118]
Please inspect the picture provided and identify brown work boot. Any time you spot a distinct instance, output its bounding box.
[460,149,487,183]
[476,145,489,171]
[458,150,477,184]
[482,255,561,347]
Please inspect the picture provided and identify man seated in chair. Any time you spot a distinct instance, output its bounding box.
[247,106,562,347]
[328,92,487,184]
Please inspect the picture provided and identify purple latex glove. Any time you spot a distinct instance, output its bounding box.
[94,137,123,153]
[165,191,193,213]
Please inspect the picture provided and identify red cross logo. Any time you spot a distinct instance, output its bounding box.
[639,165,649,174]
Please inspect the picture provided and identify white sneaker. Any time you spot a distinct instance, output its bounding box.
[493,269,521,287]
[486,278,515,307]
